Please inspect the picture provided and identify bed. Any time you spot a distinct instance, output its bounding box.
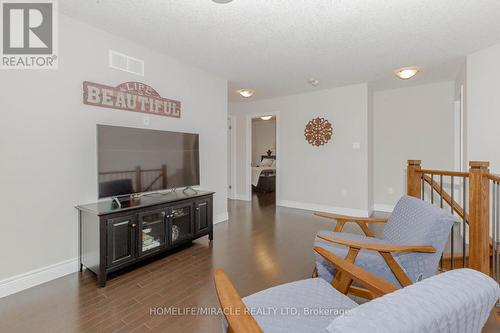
[252,156,276,193]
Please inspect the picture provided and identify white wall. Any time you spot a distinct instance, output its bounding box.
[372,81,455,208]
[454,62,467,171]
[467,43,500,173]
[229,84,370,215]
[0,14,228,282]
[252,119,276,165]
[367,85,375,211]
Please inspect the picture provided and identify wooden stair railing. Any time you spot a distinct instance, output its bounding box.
[422,174,468,221]
[422,174,494,254]
[441,253,468,271]
[407,160,493,276]
[488,173,500,184]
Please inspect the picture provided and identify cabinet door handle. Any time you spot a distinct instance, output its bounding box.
[196,207,199,211]
[131,223,137,228]
[115,221,129,226]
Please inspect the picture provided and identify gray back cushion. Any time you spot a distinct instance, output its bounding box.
[326,269,500,333]
[382,196,456,281]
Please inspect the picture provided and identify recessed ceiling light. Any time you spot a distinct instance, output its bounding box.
[212,0,233,3]
[395,66,421,80]
[260,116,272,121]
[308,78,320,87]
[237,89,255,98]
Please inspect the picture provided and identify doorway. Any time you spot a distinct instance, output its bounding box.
[248,114,278,205]
[227,116,236,200]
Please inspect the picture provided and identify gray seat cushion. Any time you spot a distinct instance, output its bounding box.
[224,278,358,333]
[314,231,407,287]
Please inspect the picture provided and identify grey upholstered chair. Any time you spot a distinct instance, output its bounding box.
[214,247,499,333]
[313,196,456,294]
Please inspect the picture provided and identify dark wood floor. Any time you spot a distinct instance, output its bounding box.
[0,192,498,332]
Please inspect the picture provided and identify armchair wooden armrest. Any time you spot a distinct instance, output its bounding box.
[314,212,387,237]
[314,212,388,223]
[314,246,399,298]
[317,235,436,253]
[214,269,264,333]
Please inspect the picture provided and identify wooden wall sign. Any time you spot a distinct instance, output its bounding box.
[83,81,181,118]
[304,117,333,146]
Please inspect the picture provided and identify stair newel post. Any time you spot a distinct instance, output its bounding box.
[468,161,490,275]
[407,160,422,198]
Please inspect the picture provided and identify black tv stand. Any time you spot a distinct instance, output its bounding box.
[76,190,214,287]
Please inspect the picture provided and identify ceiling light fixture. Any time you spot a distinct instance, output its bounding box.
[237,89,255,98]
[308,78,320,87]
[260,116,272,121]
[212,0,233,4]
[395,66,420,80]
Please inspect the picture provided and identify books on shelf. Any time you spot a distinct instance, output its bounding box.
[142,233,160,251]
[143,241,160,251]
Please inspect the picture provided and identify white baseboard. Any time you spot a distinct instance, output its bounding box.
[214,211,229,224]
[0,258,79,299]
[233,193,251,201]
[277,200,370,217]
[0,211,228,299]
[372,204,395,213]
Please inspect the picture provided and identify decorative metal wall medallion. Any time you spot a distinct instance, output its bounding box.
[304,117,333,146]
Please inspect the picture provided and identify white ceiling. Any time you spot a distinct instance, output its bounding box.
[60,0,500,101]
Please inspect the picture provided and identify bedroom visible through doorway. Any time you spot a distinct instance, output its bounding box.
[251,116,277,205]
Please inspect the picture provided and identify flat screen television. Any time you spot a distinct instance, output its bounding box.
[97,125,200,198]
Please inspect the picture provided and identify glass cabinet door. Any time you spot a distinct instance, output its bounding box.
[169,204,193,245]
[138,210,167,255]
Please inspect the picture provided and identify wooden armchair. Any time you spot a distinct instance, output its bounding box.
[214,246,399,333]
[214,246,499,333]
[313,196,456,297]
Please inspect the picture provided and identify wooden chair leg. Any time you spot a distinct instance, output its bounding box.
[358,222,376,237]
[333,220,346,232]
[380,252,412,287]
[348,286,375,300]
[335,272,355,294]
[332,248,359,294]
[312,266,318,278]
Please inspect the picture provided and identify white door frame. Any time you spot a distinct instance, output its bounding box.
[245,111,280,202]
[227,115,237,200]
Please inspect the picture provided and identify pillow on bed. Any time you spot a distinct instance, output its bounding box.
[260,158,274,167]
